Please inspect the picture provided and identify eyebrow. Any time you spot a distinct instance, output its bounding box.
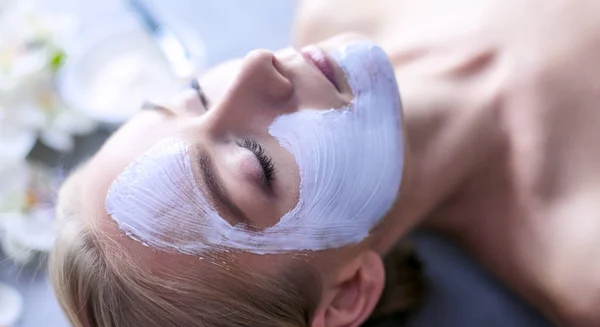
[195,146,252,226]
[140,102,251,225]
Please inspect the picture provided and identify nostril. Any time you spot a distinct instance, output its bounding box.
[269,53,290,81]
[271,56,294,93]
[235,49,295,107]
[242,49,294,102]
[270,63,294,102]
[271,55,285,75]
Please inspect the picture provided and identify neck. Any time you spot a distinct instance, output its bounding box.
[373,41,507,255]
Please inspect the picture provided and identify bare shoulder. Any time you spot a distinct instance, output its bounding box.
[426,1,600,325]
[294,0,600,324]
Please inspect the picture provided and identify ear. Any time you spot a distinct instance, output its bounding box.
[311,250,385,327]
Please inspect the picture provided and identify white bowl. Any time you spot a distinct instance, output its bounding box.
[58,23,203,125]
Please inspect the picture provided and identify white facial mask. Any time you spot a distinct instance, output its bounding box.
[106,41,404,254]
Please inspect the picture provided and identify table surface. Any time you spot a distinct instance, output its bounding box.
[7,1,554,326]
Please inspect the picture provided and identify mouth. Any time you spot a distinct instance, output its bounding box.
[301,46,341,91]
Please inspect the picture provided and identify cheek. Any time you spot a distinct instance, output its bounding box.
[264,137,301,214]
[292,73,345,110]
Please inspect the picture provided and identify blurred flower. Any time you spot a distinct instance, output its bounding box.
[0,0,95,153]
[0,282,24,326]
[0,0,94,263]
[0,125,37,167]
[0,162,58,262]
[0,164,29,214]
[1,209,55,263]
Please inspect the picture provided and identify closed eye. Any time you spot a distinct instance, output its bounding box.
[238,138,276,189]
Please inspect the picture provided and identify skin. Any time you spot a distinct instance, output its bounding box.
[296,0,600,326]
[76,1,600,324]
[78,34,400,327]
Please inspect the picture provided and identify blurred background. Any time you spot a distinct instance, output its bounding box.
[0,0,554,326]
[1,1,294,325]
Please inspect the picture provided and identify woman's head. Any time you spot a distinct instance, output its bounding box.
[50,34,417,327]
[52,173,322,326]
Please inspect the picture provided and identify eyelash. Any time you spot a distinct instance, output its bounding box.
[239,139,276,185]
[191,78,210,108]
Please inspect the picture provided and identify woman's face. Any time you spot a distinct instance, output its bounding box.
[84,33,404,256]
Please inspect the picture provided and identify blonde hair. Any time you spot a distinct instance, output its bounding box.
[50,170,424,327]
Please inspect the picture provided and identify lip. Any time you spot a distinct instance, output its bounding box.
[301,46,340,91]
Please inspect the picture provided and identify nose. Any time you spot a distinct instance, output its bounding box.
[203,49,295,136]
[232,49,294,104]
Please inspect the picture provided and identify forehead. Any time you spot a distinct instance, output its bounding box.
[79,112,178,242]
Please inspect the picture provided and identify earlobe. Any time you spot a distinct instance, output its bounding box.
[312,250,385,327]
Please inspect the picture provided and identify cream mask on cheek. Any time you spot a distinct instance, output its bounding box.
[106,41,404,254]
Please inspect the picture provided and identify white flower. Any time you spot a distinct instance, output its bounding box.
[0,0,94,152]
[1,208,55,262]
[41,106,97,151]
[0,0,95,264]
[0,282,23,326]
[0,163,36,262]
[0,164,29,213]
[0,163,57,262]
[0,214,37,263]
[0,125,37,167]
